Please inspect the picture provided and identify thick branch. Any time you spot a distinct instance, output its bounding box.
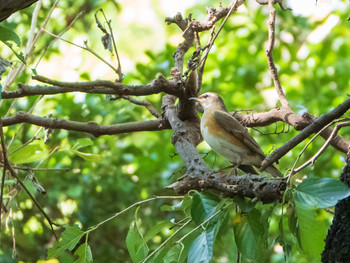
[2,76,180,99]
[0,0,38,22]
[2,112,170,137]
[261,97,350,170]
[168,172,286,204]
[233,109,350,155]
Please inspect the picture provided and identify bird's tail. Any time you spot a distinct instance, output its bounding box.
[263,165,284,178]
[239,165,259,175]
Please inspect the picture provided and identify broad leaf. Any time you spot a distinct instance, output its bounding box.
[294,178,350,208]
[0,26,21,46]
[74,243,93,263]
[71,138,94,151]
[233,209,267,261]
[48,225,85,258]
[9,142,49,164]
[294,200,328,260]
[136,220,173,248]
[126,221,149,263]
[191,192,219,225]
[71,150,101,161]
[161,194,192,215]
[163,243,184,263]
[188,229,215,263]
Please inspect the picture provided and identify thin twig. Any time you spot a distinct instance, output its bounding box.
[261,97,350,171]
[34,11,85,69]
[96,9,123,82]
[198,0,238,77]
[112,95,160,118]
[0,158,6,229]
[9,127,43,156]
[293,121,350,174]
[0,117,59,240]
[1,165,69,172]
[175,202,233,244]
[142,219,192,263]
[7,95,44,149]
[3,0,60,91]
[265,0,290,108]
[90,196,184,230]
[42,29,119,74]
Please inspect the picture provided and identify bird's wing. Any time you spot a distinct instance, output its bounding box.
[214,110,265,157]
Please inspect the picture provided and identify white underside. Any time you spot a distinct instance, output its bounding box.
[201,125,258,166]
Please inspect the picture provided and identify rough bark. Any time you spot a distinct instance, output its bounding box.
[0,0,38,22]
[322,162,350,262]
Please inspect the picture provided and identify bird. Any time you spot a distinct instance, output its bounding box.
[189,92,283,178]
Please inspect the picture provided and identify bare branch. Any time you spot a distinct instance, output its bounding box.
[293,121,350,174]
[2,112,170,137]
[0,117,59,240]
[0,0,38,22]
[265,0,290,108]
[112,95,160,118]
[261,97,350,171]
[256,0,290,11]
[1,75,180,99]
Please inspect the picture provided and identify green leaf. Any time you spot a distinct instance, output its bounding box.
[9,142,49,164]
[136,220,173,248]
[74,243,93,263]
[0,26,21,46]
[188,228,215,263]
[126,221,149,263]
[191,192,219,225]
[71,138,94,151]
[47,225,85,258]
[294,178,350,208]
[233,209,267,261]
[161,194,192,214]
[71,150,101,161]
[163,243,184,263]
[294,200,327,260]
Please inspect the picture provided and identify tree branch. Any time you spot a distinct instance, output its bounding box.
[265,0,290,108]
[0,0,38,22]
[261,96,350,170]
[1,75,180,99]
[168,172,286,204]
[2,112,170,137]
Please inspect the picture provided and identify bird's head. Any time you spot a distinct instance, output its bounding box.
[189,92,227,112]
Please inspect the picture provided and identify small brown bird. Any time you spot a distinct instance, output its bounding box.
[190,92,283,178]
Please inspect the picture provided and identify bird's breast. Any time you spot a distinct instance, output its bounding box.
[201,110,251,163]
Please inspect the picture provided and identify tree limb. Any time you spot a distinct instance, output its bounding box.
[0,0,38,22]
[266,0,290,109]
[1,75,180,99]
[2,112,170,137]
[261,96,350,170]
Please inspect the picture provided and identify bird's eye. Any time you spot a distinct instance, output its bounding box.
[202,94,208,98]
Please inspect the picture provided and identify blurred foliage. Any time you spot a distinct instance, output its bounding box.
[1,0,350,262]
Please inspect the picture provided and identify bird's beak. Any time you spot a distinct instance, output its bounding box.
[189,97,199,102]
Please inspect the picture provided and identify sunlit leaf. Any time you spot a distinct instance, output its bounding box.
[71,150,101,161]
[47,225,85,258]
[294,201,328,260]
[9,142,49,164]
[74,243,93,263]
[0,26,21,46]
[71,138,94,151]
[126,221,149,263]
